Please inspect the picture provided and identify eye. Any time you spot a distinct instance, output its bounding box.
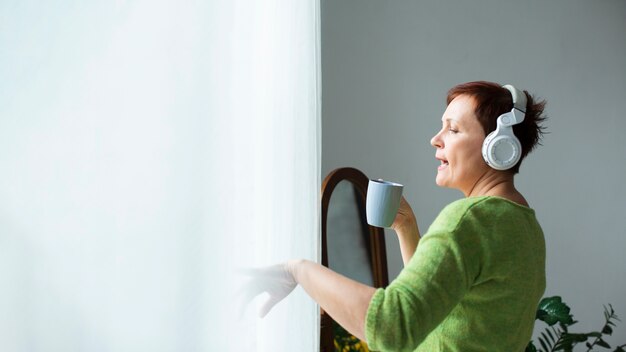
[448,127,459,134]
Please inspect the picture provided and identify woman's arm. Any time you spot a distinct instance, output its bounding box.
[288,259,376,341]
[391,197,421,265]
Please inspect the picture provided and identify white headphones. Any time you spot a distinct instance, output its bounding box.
[481,84,527,170]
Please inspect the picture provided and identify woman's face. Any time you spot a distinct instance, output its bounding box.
[430,94,490,195]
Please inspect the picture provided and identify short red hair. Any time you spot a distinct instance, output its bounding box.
[447,81,548,174]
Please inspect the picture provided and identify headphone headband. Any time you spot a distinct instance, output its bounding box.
[481,84,527,170]
[502,84,527,113]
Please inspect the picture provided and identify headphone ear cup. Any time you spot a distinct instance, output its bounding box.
[483,132,522,170]
[506,136,522,168]
[482,131,496,167]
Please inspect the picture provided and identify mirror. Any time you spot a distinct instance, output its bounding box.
[320,167,389,352]
[327,180,374,286]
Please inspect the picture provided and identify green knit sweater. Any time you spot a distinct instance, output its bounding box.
[365,196,546,352]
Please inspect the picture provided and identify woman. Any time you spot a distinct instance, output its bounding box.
[243,81,548,351]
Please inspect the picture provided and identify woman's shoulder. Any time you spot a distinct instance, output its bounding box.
[445,196,533,214]
[436,196,535,229]
[440,196,491,216]
[423,197,540,254]
[428,198,488,234]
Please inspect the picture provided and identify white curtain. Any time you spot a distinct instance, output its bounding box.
[0,0,321,351]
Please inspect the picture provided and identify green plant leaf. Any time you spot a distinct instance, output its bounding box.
[555,332,595,351]
[597,338,612,349]
[539,335,549,352]
[530,297,626,352]
[536,296,575,326]
[546,327,555,344]
[525,341,537,352]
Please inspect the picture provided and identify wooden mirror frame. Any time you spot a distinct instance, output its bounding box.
[320,167,389,352]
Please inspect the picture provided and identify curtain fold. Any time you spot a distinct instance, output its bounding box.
[0,0,320,351]
[208,0,321,351]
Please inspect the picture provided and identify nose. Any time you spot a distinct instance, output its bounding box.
[431,129,443,149]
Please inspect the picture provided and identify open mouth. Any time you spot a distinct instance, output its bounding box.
[437,158,449,170]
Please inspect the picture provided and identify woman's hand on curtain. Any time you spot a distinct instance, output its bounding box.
[238,262,298,318]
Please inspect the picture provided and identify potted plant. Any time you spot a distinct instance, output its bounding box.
[527,296,626,352]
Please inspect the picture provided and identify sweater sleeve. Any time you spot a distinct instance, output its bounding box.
[365,200,483,352]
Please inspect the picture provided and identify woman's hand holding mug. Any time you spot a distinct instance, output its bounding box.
[391,196,419,238]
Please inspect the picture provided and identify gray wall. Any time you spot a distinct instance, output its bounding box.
[321,0,626,344]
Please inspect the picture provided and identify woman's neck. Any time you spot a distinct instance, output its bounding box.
[465,170,529,206]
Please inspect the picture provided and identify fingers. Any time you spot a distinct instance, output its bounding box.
[239,287,284,319]
[399,196,411,208]
[258,295,282,318]
[235,277,261,320]
[391,196,418,232]
[236,267,274,319]
[237,285,286,319]
[235,264,297,319]
[398,196,415,215]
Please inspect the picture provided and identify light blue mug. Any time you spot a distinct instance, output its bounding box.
[366,179,403,228]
